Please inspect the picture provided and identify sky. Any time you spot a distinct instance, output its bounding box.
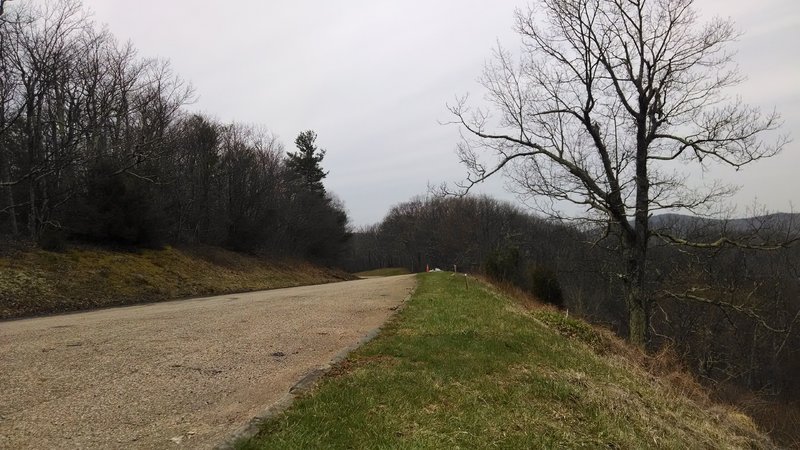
[79,0,799,226]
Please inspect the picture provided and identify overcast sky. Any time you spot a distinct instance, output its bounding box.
[80,0,799,226]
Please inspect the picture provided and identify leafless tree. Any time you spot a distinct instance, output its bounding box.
[0,0,351,260]
[0,2,26,234]
[0,0,195,239]
[448,0,789,345]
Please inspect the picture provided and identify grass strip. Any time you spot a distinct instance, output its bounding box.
[355,267,412,277]
[238,272,773,449]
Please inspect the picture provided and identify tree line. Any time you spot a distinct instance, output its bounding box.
[345,195,800,407]
[0,1,349,261]
[430,0,799,436]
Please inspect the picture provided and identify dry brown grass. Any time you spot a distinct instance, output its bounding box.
[491,280,709,397]
[0,243,354,320]
[485,278,778,448]
[745,400,800,448]
[715,384,800,448]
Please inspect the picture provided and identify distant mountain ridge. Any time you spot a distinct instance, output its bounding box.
[648,212,800,237]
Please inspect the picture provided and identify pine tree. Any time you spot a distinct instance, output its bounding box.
[286,130,327,195]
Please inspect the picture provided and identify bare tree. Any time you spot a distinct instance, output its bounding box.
[448,0,788,345]
[0,2,25,234]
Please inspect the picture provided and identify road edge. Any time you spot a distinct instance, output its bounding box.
[214,275,417,450]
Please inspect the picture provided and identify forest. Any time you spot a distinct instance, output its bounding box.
[0,1,349,262]
[345,196,800,418]
[2,0,799,442]
[343,195,800,429]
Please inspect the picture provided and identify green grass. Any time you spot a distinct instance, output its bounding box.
[355,267,412,277]
[238,273,773,450]
[0,245,353,319]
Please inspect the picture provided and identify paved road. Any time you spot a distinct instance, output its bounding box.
[0,275,416,449]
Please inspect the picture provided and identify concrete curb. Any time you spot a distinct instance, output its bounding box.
[214,281,416,449]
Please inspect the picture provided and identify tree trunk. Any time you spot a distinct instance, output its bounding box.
[624,240,650,347]
[0,148,17,235]
[628,90,652,347]
[626,279,649,347]
[28,180,36,239]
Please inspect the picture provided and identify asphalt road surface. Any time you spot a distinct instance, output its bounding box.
[0,275,416,449]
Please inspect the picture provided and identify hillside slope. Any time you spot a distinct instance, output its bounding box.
[239,273,774,449]
[0,244,353,320]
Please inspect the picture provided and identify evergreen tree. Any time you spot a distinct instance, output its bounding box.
[287,130,327,195]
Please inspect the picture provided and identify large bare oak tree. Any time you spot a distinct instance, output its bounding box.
[449,0,787,345]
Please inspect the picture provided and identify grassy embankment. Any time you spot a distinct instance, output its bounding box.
[0,244,353,320]
[355,267,411,277]
[238,272,774,449]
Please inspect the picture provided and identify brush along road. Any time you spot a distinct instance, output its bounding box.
[0,275,415,449]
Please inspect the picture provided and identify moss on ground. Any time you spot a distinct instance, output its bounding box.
[0,245,353,319]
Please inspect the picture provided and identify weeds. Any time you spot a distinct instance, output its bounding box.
[238,273,774,449]
[0,244,353,319]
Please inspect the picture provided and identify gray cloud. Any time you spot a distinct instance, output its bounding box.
[82,0,799,225]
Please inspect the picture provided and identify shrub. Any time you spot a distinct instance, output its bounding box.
[527,265,564,308]
[78,160,167,248]
[38,226,67,252]
[483,246,522,283]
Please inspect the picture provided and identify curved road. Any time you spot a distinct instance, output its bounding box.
[0,275,416,449]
